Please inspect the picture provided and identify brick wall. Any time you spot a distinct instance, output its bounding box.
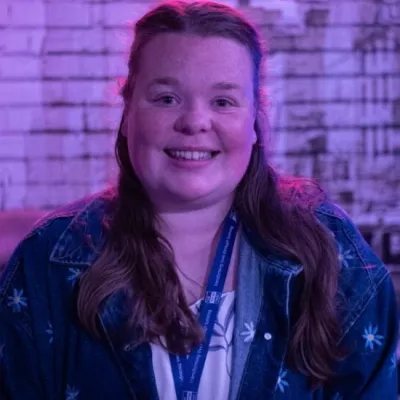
[0,0,399,231]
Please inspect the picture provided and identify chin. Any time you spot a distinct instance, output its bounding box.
[167,185,221,204]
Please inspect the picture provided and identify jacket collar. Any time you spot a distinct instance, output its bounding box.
[49,194,111,266]
[49,193,303,276]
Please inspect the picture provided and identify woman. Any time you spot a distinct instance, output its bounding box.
[0,2,397,399]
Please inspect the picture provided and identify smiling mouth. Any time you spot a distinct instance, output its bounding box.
[164,149,220,161]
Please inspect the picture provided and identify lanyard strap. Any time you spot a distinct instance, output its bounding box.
[169,211,239,400]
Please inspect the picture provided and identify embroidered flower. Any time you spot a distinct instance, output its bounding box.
[65,385,79,400]
[362,324,384,350]
[389,352,397,375]
[276,369,289,393]
[46,322,54,344]
[67,268,81,283]
[337,244,354,268]
[207,293,235,376]
[239,321,255,343]
[7,288,28,312]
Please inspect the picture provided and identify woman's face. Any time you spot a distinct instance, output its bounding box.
[125,33,257,210]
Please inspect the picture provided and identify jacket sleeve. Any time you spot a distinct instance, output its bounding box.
[317,203,399,399]
[332,273,398,399]
[0,237,51,399]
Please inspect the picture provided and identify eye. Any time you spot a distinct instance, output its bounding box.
[153,95,178,106]
[214,98,235,108]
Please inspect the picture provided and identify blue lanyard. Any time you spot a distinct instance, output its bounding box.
[169,211,239,400]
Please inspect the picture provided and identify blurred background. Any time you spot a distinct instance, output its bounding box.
[0,0,399,287]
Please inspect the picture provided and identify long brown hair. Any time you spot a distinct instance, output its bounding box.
[77,0,342,384]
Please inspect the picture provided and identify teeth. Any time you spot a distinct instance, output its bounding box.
[168,150,213,160]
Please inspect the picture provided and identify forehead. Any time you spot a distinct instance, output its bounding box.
[136,33,254,87]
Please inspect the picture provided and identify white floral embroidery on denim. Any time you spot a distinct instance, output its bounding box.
[337,244,354,268]
[240,322,255,343]
[7,288,28,312]
[67,268,81,284]
[65,385,79,400]
[276,369,289,393]
[46,322,54,344]
[389,353,397,376]
[362,324,384,350]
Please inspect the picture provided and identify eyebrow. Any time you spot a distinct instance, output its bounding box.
[147,77,243,91]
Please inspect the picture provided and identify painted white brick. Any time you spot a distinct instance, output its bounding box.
[31,107,84,132]
[89,157,112,184]
[365,51,399,75]
[328,2,361,25]
[8,1,45,27]
[0,82,42,106]
[1,107,44,133]
[65,159,91,184]
[44,29,105,53]
[286,53,323,75]
[0,29,45,54]
[325,103,359,127]
[27,159,64,184]
[283,78,315,102]
[43,56,80,78]
[0,56,41,78]
[327,130,362,153]
[365,103,392,125]
[3,184,26,209]
[43,55,107,78]
[388,76,400,100]
[107,54,128,77]
[324,27,357,50]
[86,106,122,131]
[42,81,66,104]
[24,183,53,208]
[62,134,87,158]
[0,160,25,184]
[0,134,26,158]
[318,76,363,101]
[324,53,360,74]
[45,3,90,27]
[103,3,151,27]
[86,133,114,157]
[104,28,132,53]
[0,2,9,27]
[90,4,104,26]
[65,81,117,104]
[82,56,108,78]
[26,134,63,158]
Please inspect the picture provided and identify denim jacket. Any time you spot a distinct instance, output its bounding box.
[0,191,398,400]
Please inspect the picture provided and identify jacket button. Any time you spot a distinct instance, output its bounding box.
[264,332,272,340]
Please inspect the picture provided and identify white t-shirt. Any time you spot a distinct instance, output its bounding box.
[151,291,236,400]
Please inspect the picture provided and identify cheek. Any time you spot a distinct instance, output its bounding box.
[127,110,165,148]
[220,118,255,152]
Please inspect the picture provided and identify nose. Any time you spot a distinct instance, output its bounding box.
[174,106,212,135]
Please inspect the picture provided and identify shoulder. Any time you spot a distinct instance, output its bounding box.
[278,177,393,334]
[314,201,393,339]
[315,200,389,286]
[0,188,116,303]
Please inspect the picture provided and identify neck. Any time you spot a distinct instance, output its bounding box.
[156,196,234,244]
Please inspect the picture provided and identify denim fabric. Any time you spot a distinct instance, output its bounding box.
[0,191,398,399]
